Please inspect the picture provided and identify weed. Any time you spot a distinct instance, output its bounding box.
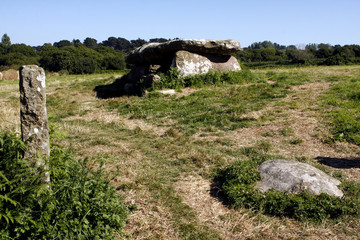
[0,131,131,239]
[289,138,303,145]
[281,127,294,136]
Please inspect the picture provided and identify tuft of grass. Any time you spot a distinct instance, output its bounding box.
[280,127,294,136]
[289,138,303,145]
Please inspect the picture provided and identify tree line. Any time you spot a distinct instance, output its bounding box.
[0,34,172,74]
[235,41,360,67]
[1,34,360,74]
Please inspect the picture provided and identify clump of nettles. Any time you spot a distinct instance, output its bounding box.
[215,144,360,222]
[0,131,132,239]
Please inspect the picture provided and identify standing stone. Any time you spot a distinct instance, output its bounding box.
[19,65,50,182]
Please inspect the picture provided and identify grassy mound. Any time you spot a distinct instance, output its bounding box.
[0,132,132,239]
[215,144,360,222]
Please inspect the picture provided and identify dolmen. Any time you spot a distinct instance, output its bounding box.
[125,39,242,89]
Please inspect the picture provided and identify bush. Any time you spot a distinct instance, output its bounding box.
[215,148,360,222]
[0,132,131,239]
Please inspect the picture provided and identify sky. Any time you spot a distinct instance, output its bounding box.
[1,0,360,48]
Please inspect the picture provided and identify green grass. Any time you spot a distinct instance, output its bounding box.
[108,81,291,135]
[3,66,360,239]
[215,143,360,222]
[322,77,360,144]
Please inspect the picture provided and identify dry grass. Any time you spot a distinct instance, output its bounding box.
[2,66,360,239]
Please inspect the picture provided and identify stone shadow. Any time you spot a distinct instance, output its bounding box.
[209,178,232,207]
[316,156,360,169]
[93,75,142,99]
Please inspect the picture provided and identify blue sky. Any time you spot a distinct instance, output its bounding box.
[2,0,360,47]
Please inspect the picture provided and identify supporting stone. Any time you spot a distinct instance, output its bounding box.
[171,50,241,77]
[19,65,50,183]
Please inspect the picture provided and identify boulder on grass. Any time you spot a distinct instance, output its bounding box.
[256,159,344,197]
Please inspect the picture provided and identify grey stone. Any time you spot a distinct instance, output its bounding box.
[155,89,176,95]
[19,65,50,182]
[0,72,3,80]
[126,39,241,65]
[256,159,343,197]
[143,74,161,87]
[171,50,241,77]
[127,65,147,83]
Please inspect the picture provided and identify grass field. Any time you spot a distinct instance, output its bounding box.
[1,66,360,239]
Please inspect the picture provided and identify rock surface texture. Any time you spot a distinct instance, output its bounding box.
[124,39,242,91]
[256,159,344,197]
[19,65,50,183]
[172,50,241,77]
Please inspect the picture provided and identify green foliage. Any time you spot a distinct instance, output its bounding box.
[215,147,360,222]
[236,41,360,68]
[39,45,126,74]
[155,68,255,89]
[323,79,360,144]
[0,132,45,234]
[0,132,131,239]
[1,34,11,47]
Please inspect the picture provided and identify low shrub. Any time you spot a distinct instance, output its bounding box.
[0,132,131,239]
[215,149,360,222]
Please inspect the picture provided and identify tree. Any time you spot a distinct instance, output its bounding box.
[101,37,118,49]
[130,38,147,48]
[84,37,98,49]
[149,38,168,43]
[0,43,7,55]
[53,40,72,48]
[1,34,11,47]
[72,39,82,47]
[8,44,37,57]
